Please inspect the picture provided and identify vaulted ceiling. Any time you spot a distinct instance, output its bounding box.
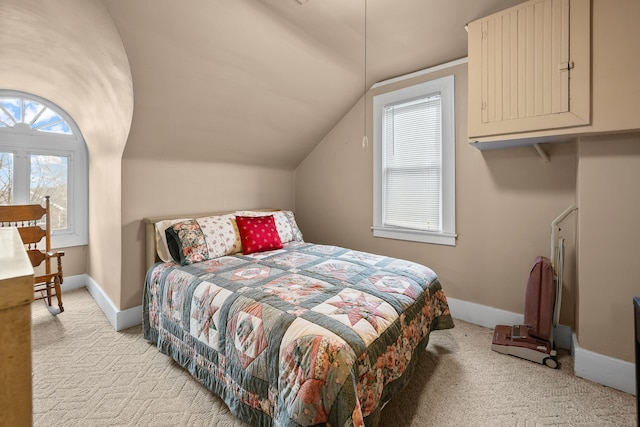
[104,0,524,169]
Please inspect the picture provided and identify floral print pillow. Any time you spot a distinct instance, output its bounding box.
[165,214,244,265]
[165,219,210,265]
[197,213,242,257]
[281,210,304,242]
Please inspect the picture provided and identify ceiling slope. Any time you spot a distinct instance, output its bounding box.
[105,0,524,169]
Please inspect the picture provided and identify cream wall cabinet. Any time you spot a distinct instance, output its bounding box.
[468,0,591,146]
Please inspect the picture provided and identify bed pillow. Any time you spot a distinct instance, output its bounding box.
[234,210,303,243]
[154,217,191,262]
[235,215,283,255]
[196,213,243,256]
[281,210,304,242]
[164,214,241,265]
[165,219,210,265]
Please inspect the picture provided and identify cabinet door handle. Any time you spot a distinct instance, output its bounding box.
[558,61,574,72]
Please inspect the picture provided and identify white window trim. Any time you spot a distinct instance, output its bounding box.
[0,90,88,248]
[372,74,456,246]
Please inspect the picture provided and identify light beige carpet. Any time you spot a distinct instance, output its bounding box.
[32,288,636,426]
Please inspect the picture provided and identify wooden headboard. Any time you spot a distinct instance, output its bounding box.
[142,208,280,270]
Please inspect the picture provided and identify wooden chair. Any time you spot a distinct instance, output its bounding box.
[0,196,64,314]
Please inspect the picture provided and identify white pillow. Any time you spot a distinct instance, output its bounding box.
[154,218,191,262]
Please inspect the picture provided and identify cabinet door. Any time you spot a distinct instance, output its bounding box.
[468,0,590,140]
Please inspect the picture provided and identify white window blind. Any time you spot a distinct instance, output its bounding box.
[372,73,456,246]
[383,95,442,232]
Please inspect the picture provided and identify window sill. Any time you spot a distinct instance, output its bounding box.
[371,226,456,246]
[51,231,88,249]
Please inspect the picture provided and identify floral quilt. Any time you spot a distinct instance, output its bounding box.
[143,241,453,427]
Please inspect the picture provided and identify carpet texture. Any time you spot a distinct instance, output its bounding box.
[32,288,636,426]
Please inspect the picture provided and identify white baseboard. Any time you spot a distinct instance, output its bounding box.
[60,274,88,291]
[447,296,634,395]
[447,297,525,329]
[572,333,636,395]
[116,304,143,331]
[83,275,142,331]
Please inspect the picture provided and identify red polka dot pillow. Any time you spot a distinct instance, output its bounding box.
[235,215,283,255]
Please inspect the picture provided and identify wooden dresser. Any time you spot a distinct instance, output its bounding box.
[0,227,34,426]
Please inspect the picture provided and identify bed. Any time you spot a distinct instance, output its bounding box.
[142,210,453,427]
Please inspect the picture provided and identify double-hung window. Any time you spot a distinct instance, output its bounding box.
[372,74,456,246]
[0,91,88,248]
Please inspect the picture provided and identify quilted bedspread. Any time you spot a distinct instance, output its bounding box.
[143,241,453,427]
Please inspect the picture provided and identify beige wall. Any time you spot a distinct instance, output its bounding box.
[295,0,640,364]
[32,246,87,278]
[1,0,297,312]
[590,0,640,134]
[295,61,579,329]
[295,2,640,361]
[0,0,133,307]
[576,133,640,362]
[120,157,295,309]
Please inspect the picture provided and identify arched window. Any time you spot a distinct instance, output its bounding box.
[0,90,88,248]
